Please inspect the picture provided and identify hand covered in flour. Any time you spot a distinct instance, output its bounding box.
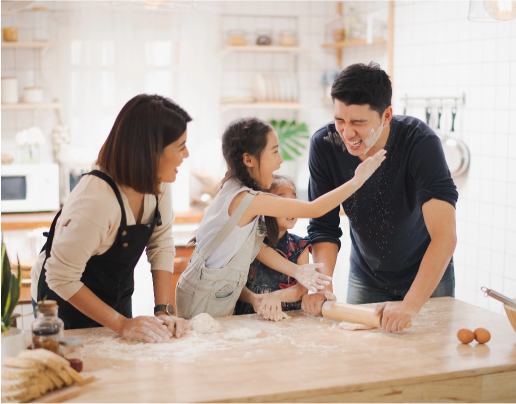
[374,301,418,332]
[353,149,386,186]
[257,293,283,322]
[119,316,172,343]
[294,263,332,293]
[301,291,337,317]
[156,314,188,338]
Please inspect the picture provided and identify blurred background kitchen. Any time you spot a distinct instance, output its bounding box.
[2,0,515,330]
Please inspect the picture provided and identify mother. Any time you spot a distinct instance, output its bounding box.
[31,94,190,342]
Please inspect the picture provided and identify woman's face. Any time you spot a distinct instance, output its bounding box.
[273,183,298,231]
[157,130,189,183]
[247,131,283,189]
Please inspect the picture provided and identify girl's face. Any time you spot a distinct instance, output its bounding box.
[247,131,283,189]
[157,130,189,183]
[273,183,298,231]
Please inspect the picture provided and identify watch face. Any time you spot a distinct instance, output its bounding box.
[166,304,175,315]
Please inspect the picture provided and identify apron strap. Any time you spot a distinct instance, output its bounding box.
[201,189,260,260]
[83,170,127,228]
[44,209,62,259]
[154,195,162,226]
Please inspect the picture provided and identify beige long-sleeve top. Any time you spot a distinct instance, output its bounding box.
[31,169,175,301]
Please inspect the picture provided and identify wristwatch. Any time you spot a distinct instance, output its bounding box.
[154,303,175,316]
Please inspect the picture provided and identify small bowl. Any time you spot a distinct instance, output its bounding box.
[504,304,516,333]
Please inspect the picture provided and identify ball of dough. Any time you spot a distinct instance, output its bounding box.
[188,313,223,334]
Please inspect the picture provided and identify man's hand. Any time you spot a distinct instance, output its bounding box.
[301,291,337,317]
[374,301,418,332]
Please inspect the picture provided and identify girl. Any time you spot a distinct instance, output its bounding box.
[235,175,310,322]
[31,94,189,343]
[176,117,386,320]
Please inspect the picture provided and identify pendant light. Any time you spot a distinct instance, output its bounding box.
[468,0,516,22]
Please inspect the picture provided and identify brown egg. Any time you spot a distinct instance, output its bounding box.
[457,328,475,344]
[474,328,491,344]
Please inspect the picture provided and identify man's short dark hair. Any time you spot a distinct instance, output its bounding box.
[98,94,191,195]
[331,62,392,116]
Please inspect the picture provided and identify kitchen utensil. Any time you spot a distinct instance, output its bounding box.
[322,301,412,329]
[3,27,18,42]
[254,74,267,102]
[441,106,470,177]
[23,87,43,103]
[227,30,246,46]
[425,106,432,125]
[505,305,516,333]
[481,287,516,309]
[1,77,18,104]
[279,30,297,46]
[436,106,443,135]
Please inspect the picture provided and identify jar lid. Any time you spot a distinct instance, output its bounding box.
[37,300,58,313]
[59,336,83,346]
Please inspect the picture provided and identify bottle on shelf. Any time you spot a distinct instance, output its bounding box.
[344,7,358,40]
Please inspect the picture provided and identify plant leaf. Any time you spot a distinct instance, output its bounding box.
[1,241,12,321]
[5,256,22,325]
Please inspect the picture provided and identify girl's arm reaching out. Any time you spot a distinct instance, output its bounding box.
[249,149,386,219]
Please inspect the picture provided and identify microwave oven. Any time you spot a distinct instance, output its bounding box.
[1,164,60,213]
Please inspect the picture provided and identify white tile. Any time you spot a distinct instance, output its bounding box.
[478,247,491,272]
[502,277,516,297]
[491,250,505,276]
[494,134,509,158]
[507,207,516,230]
[493,158,507,183]
[507,159,516,183]
[492,205,507,229]
[491,227,506,252]
[477,270,491,294]
[505,230,516,253]
[507,183,516,207]
[466,221,479,245]
[496,36,511,62]
[505,254,516,280]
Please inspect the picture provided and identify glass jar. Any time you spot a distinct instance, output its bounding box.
[256,30,272,46]
[32,300,64,354]
[227,30,247,46]
[279,30,297,47]
[60,337,83,372]
[32,7,49,42]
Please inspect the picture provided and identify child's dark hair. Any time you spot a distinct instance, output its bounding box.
[264,175,297,247]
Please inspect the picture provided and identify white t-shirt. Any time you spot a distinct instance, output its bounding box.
[31,167,176,301]
[196,178,258,269]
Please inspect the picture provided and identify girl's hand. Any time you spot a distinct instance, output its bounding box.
[353,149,387,186]
[156,314,188,338]
[257,293,283,322]
[294,263,332,293]
[251,293,263,313]
[119,316,172,343]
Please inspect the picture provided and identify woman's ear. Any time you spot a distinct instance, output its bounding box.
[243,152,254,168]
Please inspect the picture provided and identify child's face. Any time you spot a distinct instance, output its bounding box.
[248,131,283,189]
[273,184,298,231]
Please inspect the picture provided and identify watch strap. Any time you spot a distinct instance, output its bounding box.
[154,304,174,315]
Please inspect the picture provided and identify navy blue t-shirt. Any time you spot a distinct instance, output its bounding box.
[307,115,458,288]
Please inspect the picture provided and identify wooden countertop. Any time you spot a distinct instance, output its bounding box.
[1,209,205,231]
[61,297,516,402]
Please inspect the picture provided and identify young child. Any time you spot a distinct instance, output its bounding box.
[176,117,386,320]
[235,175,310,321]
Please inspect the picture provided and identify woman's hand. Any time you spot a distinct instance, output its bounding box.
[118,316,172,343]
[257,293,284,322]
[156,314,188,338]
[353,149,387,186]
[295,263,332,293]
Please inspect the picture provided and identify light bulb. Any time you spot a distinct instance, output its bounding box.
[483,0,516,21]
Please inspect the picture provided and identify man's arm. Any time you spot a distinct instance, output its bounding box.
[375,198,457,332]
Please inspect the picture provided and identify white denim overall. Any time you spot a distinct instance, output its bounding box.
[176,190,265,319]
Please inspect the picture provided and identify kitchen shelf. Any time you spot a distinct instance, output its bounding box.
[221,102,310,111]
[1,102,61,110]
[221,46,310,55]
[1,41,61,49]
[321,38,387,49]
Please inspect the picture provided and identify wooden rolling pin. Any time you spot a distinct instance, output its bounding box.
[322,301,412,329]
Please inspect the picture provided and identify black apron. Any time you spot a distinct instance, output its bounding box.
[38,170,162,330]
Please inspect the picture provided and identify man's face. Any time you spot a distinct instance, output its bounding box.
[333,99,388,157]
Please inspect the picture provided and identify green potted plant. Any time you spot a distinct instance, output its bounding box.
[269,119,310,161]
[1,240,25,363]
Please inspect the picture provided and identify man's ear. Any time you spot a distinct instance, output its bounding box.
[383,106,393,126]
[243,152,254,168]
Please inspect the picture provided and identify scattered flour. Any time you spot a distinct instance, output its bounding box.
[338,321,374,331]
[224,328,260,340]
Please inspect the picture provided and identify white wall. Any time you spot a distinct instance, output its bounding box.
[392,0,516,314]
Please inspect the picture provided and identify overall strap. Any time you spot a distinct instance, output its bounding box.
[83,170,127,228]
[201,190,260,260]
[154,195,162,226]
[44,210,62,259]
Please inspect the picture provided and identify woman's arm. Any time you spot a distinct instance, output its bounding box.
[248,149,385,220]
[67,285,171,342]
[151,269,187,337]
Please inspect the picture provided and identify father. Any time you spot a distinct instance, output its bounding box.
[302,62,458,332]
